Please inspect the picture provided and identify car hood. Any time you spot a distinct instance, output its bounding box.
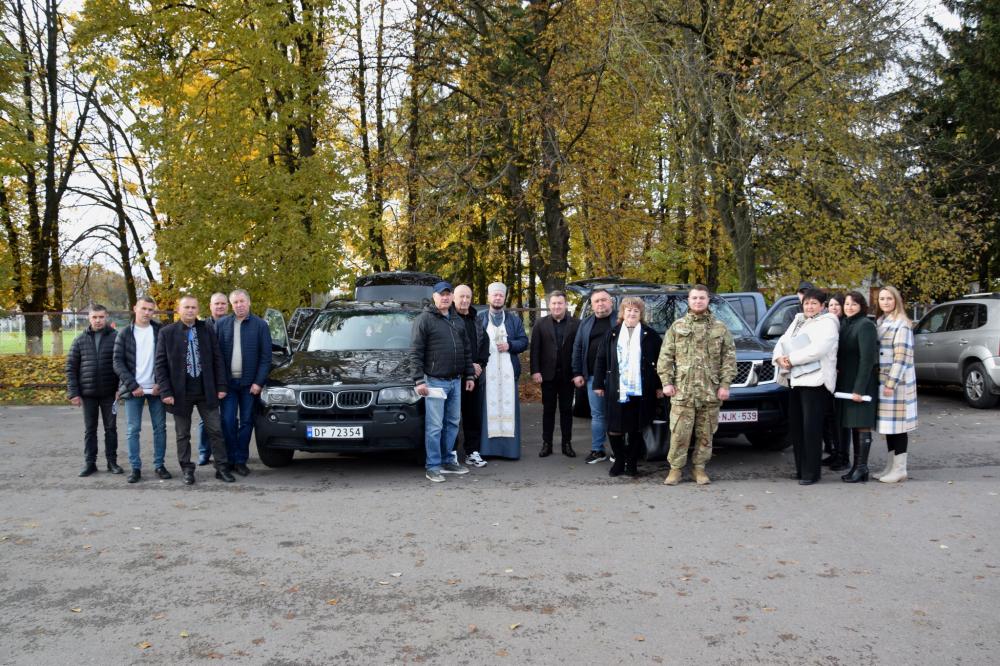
[267,350,416,387]
[733,335,775,357]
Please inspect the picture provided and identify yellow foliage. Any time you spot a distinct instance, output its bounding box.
[0,355,67,405]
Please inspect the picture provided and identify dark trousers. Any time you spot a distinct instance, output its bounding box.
[172,399,228,471]
[82,395,118,463]
[541,374,575,445]
[788,386,830,481]
[460,380,483,455]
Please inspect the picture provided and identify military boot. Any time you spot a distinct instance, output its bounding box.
[693,466,711,485]
[663,469,682,485]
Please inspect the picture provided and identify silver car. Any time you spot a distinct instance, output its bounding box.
[913,294,1000,408]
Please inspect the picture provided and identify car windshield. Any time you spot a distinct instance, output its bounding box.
[677,298,753,337]
[304,311,417,351]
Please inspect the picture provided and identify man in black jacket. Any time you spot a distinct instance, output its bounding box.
[155,295,235,485]
[66,304,122,477]
[530,290,581,458]
[113,295,168,483]
[453,284,490,468]
[410,281,476,483]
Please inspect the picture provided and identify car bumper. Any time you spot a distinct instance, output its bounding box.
[983,356,1000,393]
[716,383,789,435]
[254,405,424,453]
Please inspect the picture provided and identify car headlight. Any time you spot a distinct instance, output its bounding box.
[262,387,297,406]
[377,387,420,405]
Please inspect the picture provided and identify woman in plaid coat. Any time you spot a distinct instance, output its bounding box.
[875,286,918,483]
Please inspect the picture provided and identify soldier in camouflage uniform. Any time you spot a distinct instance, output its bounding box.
[657,285,737,485]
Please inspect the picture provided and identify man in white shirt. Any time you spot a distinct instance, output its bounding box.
[113,296,169,483]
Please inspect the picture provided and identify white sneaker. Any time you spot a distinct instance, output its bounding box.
[465,451,488,468]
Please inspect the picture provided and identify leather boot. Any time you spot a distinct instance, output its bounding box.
[842,431,871,483]
[539,442,553,457]
[561,442,576,458]
[879,452,908,483]
[841,431,860,481]
[624,432,641,477]
[608,435,626,477]
[830,427,851,471]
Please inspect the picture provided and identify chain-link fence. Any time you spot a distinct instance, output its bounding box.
[0,312,173,355]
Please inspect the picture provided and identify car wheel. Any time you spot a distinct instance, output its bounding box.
[746,430,791,451]
[257,441,294,467]
[962,361,999,409]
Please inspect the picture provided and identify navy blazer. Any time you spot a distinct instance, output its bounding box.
[215,313,273,387]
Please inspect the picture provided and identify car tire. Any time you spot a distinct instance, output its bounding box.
[257,441,294,467]
[746,430,791,451]
[962,361,999,409]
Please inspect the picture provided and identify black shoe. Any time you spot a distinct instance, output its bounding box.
[608,459,626,477]
[154,466,172,480]
[624,462,638,477]
[829,458,851,472]
[127,469,141,483]
[182,470,195,485]
[79,463,98,477]
[821,454,837,467]
[539,443,553,458]
[233,463,250,477]
[197,456,211,466]
[107,461,124,474]
[798,477,819,485]
[216,468,236,482]
[585,450,607,464]
[561,442,576,458]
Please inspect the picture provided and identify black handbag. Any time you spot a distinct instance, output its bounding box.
[643,397,671,461]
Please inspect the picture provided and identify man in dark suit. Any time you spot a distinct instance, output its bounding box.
[154,295,235,485]
[530,290,581,457]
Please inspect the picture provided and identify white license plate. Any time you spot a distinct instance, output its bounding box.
[719,410,758,423]
[306,425,364,439]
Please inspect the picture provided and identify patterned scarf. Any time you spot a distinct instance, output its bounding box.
[616,325,643,402]
[185,326,202,378]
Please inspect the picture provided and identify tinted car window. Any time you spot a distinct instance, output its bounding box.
[977,304,987,327]
[946,304,978,332]
[305,311,418,351]
[677,298,753,337]
[580,293,751,338]
[916,306,950,334]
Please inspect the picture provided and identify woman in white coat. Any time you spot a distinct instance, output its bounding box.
[773,288,840,485]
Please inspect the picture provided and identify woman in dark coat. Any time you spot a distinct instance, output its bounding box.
[822,293,849,470]
[593,297,664,477]
[837,291,880,482]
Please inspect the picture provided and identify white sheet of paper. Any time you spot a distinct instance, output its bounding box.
[833,391,872,402]
[423,387,447,399]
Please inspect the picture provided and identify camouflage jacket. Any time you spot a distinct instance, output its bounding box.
[656,311,737,406]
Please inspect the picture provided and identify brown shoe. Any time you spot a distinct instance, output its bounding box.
[693,466,711,485]
[663,469,682,486]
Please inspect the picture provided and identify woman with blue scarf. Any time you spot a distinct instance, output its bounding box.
[593,297,664,477]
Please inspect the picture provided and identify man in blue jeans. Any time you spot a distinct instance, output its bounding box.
[572,289,615,464]
[113,296,168,483]
[198,292,229,465]
[410,281,476,483]
[216,289,272,476]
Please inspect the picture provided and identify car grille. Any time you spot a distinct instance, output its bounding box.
[730,360,778,388]
[336,390,374,409]
[299,390,335,409]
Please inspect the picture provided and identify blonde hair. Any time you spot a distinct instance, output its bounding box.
[878,285,911,324]
[617,296,646,324]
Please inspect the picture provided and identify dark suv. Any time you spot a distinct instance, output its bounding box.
[569,280,790,450]
[254,273,442,467]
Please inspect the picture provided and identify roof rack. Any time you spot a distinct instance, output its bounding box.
[961,292,1000,299]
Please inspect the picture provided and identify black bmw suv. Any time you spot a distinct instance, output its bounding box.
[254,273,440,467]
[568,279,790,450]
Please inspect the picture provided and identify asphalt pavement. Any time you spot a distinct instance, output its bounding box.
[1,388,998,665]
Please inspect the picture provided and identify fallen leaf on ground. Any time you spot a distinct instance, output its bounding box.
[762,607,777,612]
[391,572,402,577]
[496,649,509,657]
[82,544,92,550]
[447,579,461,585]
[88,512,108,518]
[378,581,390,585]
[152,613,166,620]
[70,608,82,613]
[179,631,189,638]
[286,585,299,593]
[510,623,520,630]
[138,642,152,649]
[327,599,339,605]
[252,638,265,646]
[634,635,645,642]
[505,569,514,573]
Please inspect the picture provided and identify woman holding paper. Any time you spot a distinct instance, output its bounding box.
[773,288,840,485]
[836,292,879,482]
[874,286,918,483]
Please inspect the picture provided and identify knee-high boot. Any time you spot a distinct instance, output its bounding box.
[624,431,642,477]
[608,434,626,477]
[841,430,860,481]
[842,431,871,483]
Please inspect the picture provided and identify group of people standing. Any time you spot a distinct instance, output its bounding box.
[66,291,272,485]
[774,284,917,485]
[413,281,739,485]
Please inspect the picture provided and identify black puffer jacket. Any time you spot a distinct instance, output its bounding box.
[410,304,474,385]
[457,305,490,368]
[66,326,119,398]
[113,321,162,397]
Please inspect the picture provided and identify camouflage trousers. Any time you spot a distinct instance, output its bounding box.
[667,402,720,469]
